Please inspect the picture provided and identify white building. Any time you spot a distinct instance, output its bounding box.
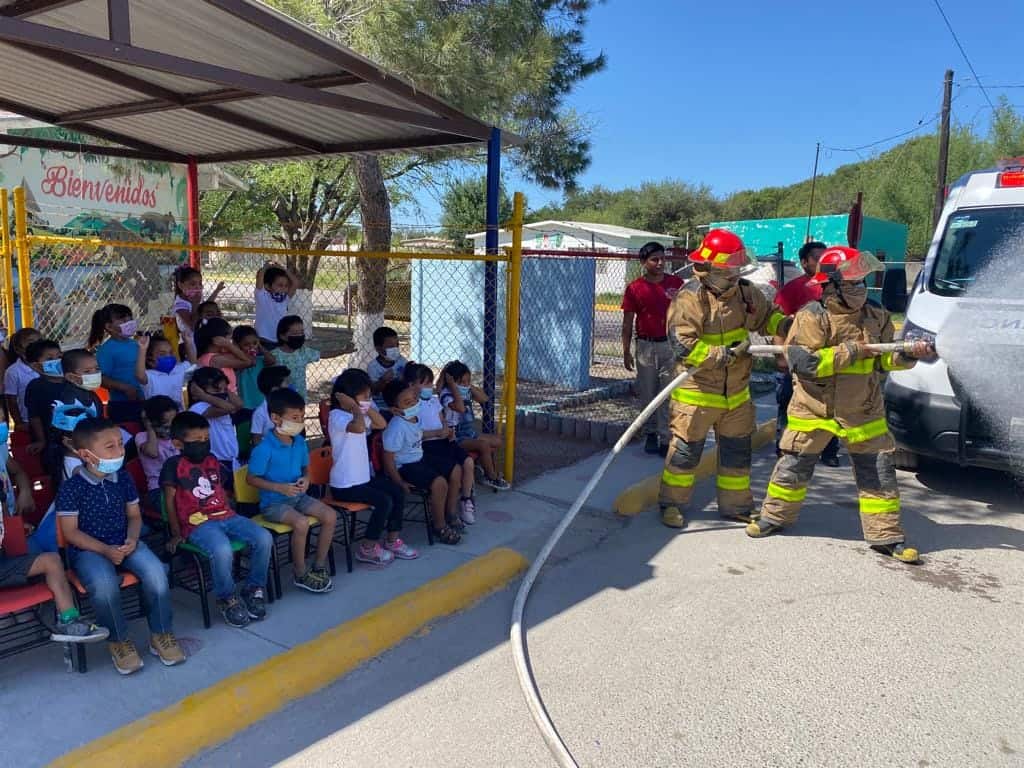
[468,220,678,296]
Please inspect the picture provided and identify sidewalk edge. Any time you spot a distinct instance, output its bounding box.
[49,547,528,768]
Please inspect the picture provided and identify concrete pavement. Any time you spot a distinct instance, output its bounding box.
[191,437,1024,767]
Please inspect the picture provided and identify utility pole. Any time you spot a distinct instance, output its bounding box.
[933,69,954,228]
[805,142,821,242]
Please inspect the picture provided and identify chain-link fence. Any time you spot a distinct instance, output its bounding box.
[8,189,510,446]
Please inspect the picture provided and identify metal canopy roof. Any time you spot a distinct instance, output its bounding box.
[0,0,499,163]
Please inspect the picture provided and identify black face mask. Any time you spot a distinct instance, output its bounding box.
[182,439,211,463]
[287,334,306,350]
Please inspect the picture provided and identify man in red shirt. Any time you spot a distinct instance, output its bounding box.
[774,241,839,466]
[622,242,685,456]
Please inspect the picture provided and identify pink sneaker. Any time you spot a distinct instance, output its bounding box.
[385,538,419,560]
[355,542,394,567]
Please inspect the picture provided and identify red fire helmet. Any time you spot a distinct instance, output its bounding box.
[811,246,884,283]
[689,229,750,270]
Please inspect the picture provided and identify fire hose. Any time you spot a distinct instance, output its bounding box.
[510,341,924,768]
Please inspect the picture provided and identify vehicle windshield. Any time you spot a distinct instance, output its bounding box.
[931,206,1024,297]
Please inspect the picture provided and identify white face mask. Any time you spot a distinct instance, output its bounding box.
[276,419,304,437]
[385,347,402,362]
[79,372,102,391]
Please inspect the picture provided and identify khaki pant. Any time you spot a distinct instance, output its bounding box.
[760,427,904,545]
[659,398,755,517]
[635,339,674,440]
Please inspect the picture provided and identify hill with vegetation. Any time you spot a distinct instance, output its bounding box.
[526,101,1024,258]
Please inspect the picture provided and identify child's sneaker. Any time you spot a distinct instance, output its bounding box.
[355,541,395,567]
[481,475,511,491]
[294,567,332,593]
[460,497,477,525]
[51,617,109,644]
[241,585,267,621]
[217,594,251,628]
[385,538,419,560]
[312,565,334,592]
[109,640,144,675]
[149,633,186,666]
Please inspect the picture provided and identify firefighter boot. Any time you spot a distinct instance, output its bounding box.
[870,542,921,564]
[745,518,783,538]
[660,505,686,529]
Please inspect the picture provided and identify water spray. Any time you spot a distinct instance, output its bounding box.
[510,341,927,768]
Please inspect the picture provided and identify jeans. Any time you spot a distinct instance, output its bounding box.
[187,516,272,600]
[775,373,838,461]
[635,339,674,439]
[71,540,172,642]
[331,474,405,540]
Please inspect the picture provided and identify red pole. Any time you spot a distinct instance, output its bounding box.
[186,157,200,268]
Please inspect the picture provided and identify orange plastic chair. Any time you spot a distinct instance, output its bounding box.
[306,445,371,573]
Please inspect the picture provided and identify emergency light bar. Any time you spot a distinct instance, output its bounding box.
[997,170,1024,188]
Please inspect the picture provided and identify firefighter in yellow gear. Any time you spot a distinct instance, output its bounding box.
[659,229,786,529]
[746,246,934,563]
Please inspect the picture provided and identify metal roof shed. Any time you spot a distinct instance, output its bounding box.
[0,0,499,163]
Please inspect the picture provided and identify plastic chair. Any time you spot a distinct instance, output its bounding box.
[318,400,331,443]
[237,465,335,599]
[305,445,372,573]
[0,514,69,668]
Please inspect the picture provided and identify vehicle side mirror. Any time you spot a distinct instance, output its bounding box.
[882,268,907,314]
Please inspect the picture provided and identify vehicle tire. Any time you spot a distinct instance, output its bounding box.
[892,448,920,471]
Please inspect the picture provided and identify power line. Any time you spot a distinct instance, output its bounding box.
[931,0,996,111]
[824,114,940,153]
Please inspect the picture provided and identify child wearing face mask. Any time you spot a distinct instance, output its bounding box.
[439,360,510,491]
[171,266,225,342]
[250,365,291,447]
[89,303,144,423]
[161,410,271,629]
[56,417,185,675]
[405,363,478,525]
[328,369,417,566]
[272,316,319,401]
[367,326,407,411]
[134,332,196,407]
[247,388,336,593]
[187,367,244,487]
[254,262,302,349]
[25,347,103,460]
[135,395,180,512]
[4,327,41,429]
[233,325,277,411]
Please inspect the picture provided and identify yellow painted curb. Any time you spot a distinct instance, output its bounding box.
[594,303,622,312]
[50,547,528,768]
[614,419,776,517]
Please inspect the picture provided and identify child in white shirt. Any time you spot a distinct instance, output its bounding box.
[254,262,302,348]
[134,333,196,407]
[3,327,41,428]
[366,326,407,411]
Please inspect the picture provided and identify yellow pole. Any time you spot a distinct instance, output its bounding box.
[0,189,14,332]
[503,192,525,482]
[13,187,31,329]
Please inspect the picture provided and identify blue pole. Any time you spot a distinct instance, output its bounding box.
[483,127,500,433]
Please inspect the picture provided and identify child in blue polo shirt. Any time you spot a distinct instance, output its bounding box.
[56,417,185,676]
[247,389,336,594]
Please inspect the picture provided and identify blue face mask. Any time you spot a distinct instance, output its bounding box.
[154,355,177,374]
[92,453,125,475]
[269,291,288,303]
[42,359,63,377]
[457,385,471,398]
[403,403,421,420]
[419,387,433,401]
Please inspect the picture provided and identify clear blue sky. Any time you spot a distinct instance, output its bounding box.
[403,0,1024,226]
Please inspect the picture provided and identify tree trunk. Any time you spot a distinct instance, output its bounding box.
[352,155,391,367]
